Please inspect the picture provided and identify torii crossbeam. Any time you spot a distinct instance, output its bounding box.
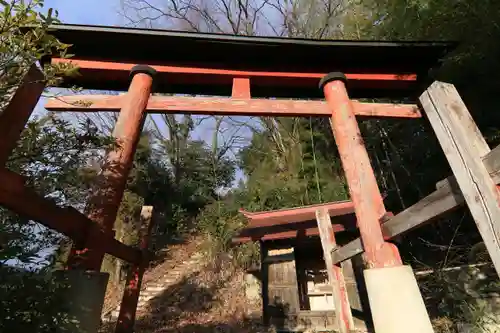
[0,23,461,333]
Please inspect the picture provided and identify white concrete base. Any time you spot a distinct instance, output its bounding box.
[364,265,434,333]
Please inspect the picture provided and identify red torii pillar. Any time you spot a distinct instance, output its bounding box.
[320,73,433,333]
[68,65,156,270]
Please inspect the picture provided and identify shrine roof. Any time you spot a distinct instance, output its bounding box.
[234,201,356,243]
[44,24,456,98]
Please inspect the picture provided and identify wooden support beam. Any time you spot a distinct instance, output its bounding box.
[233,222,349,243]
[45,95,421,118]
[420,81,500,276]
[69,66,155,270]
[0,65,45,166]
[331,180,464,264]
[116,206,154,333]
[51,58,417,93]
[0,168,143,264]
[316,208,354,333]
[331,86,500,267]
[233,227,321,243]
[232,77,251,98]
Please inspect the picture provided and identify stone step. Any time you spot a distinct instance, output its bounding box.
[139,295,154,302]
[101,251,204,322]
[139,291,155,296]
[145,283,165,293]
[144,286,167,292]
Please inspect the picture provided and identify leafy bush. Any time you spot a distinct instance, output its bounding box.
[0,266,81,333]
[197,200,260,269]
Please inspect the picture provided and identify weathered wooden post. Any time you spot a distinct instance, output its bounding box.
[315,208,354,333]
[420,81,500,276]
[264,246,301,330]
[0,65,45,167]
[68,65,156,270]
[320,72,434,333]
[115,206,154,333]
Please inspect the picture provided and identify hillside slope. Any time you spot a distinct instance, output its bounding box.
[101,235,262,333]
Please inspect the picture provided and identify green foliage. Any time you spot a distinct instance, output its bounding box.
[197,116,349,268]
[418,264,500,333]
[0,0,87,265]
[352,0,500,143]
[0,266,80,333]
[238,117,348,211]
[198,200,243,251]
[0,0,74,107]
[0,4,115,330]
[198,199,260,269]
[2,115,111,265]
[2,1,498,331]
[335,2,500,329]
[337,0,498,269]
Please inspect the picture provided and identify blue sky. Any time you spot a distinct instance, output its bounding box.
[45,0,123,25]
[38,0,253,185]
[15,0,251,267]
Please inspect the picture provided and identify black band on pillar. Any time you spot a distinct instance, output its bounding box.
[319,72,347,90]
[130,65,157,79]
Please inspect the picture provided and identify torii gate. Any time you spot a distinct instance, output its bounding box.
[4,24,500,333]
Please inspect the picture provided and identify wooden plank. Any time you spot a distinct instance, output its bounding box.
[266,247,301,330]
[316,208,354,333]
[0,65,45,166]
[238,216,352,236]
[420,81,500,276]
[45,95,421,118]
[233,212,356,243]
[240,201,355,226]
[232,77,251,98]
[52,57,417,87]
[482,144,500,184]
[331,142,500,265]
[0,168,143,264]
[331,181,463,264]
[233,227,322,243]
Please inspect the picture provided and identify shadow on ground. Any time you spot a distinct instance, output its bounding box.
[147,231,193,268]
[150,317,264,333]
[133,255,264,333]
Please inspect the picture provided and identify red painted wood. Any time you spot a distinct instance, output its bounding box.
[68,70,154,270]
[51,58,417,92]
[323,79,402,269]
[232,77,251,98]
[52,58,417,81]
[0,168,142,264]
[45,95,421,118]
[233,227,326,243]
[233,201,356,243]
[0,65,45,166]
[240,200,355,228]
